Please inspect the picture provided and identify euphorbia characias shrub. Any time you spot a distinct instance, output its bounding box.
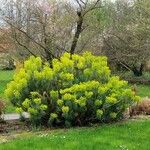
[5,52,140,126]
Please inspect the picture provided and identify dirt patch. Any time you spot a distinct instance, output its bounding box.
[0,120,30,134]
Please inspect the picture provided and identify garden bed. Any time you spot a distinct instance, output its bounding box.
[0,121,30,134]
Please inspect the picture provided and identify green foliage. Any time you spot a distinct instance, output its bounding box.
[5,52,140,126]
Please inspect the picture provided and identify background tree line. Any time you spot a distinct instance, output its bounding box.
[0,0,150,76]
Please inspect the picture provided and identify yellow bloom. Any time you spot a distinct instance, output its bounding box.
[106,96,117,104]
[96,109,103,118]
[95,99,102,106]
[83,68,92,77]
[50,113,58,119]
[78,97,86,107]
[14,91,21,99]
[63,93,76,101]
[40,104,48,110]
[63,52,71,58]
[16,107,23,113]
[42,66,53,80]
[98,86,108,94]
[35,57,42,68]
[61,57,74,68]
[57,99,63,106]
[50,90,59,99]
[62,106,69,113]
[77,62,84,69]
[22,98,30,108]
[85,91,93,98]
[28,107,38,115]
[133,96,141,102]
[60,73,74,81]
[33,98,41,105]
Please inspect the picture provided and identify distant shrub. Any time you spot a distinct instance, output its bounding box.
[130,98,150,116]
[5,52,140,127]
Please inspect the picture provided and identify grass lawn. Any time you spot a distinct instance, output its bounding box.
[0,70,15,113]
[0,119,150,150]
[136,84,150,98]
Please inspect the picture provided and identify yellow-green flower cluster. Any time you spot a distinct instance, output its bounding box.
[76,57,85,69]
[28,108,38,115]
[60,73,74,81]
[83,68,93,77]
[30,92,40,98]
[60,80,100,94]
[57,99,63,106]
[95,99,102,106]
[133,96,141,102]
[85,91,93,98]
[96,109,103,119]
[40,104,47,110]
[22,98,30,108]
[24,56,42,72]
[62,93,76,101]
[98,86,109,94]
[78,97,87,107]
[62,106,69,113]
[15,107,23,113]
[50,113,58,120]
[50,90,59,99]
[33,98,41,105]
[108,76,128,89]
[5,56,43,100]
[60,55,74,69]
[34,66,53,81]
[106,96,117,104]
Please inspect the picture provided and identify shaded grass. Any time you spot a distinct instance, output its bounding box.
[0,119,150,150]
[136,84,150,98]
[0,70,15,113]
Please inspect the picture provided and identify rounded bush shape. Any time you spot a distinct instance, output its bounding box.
[5,52,140,126]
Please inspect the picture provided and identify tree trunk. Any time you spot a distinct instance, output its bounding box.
[70,11,83,55]
[132,64,144,77]
[43,14,53,65]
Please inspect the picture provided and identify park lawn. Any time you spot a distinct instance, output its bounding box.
[0,70,15,113]
[136,84,150,98]
[0,119,150,150]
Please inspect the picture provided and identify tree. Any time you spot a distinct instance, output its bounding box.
[96,0,150,76]
[0,0,102,61]
[70,0,102,55]
[0,0,73,61]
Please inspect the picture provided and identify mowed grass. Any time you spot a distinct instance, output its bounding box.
[136,84,150,98]
[0,119,150,150]
[0,70,15,112]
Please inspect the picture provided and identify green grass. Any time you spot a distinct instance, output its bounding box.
[0,70,14,96]
[0,70,15,112]
[0,119,150,150]
[137,84,150,98]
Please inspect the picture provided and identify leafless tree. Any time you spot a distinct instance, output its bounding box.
[70,0,102,55]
